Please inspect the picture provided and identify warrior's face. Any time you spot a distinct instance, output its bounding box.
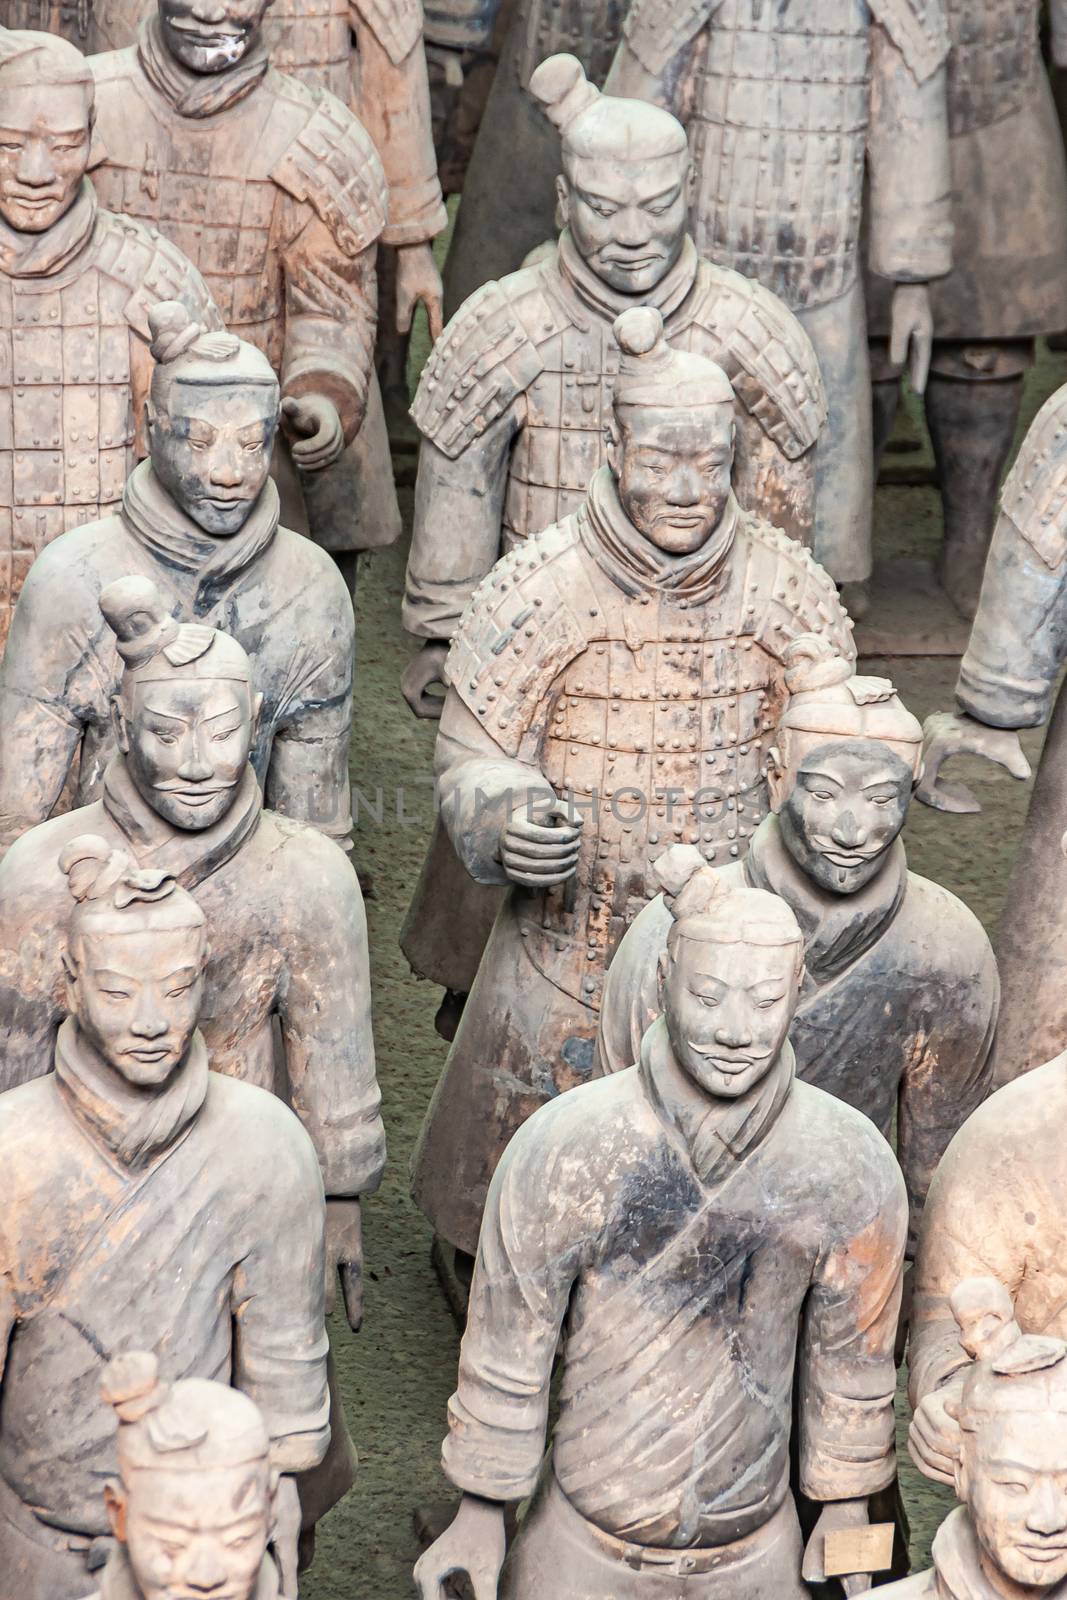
[158,0,272,74]
[0,81,91,234]
[108,1462,271,1600]
[116,677,258,832]
[772,739,911,895]
[611,406,734,555]
[65,923,207,1086]
[661,934,799,1100]
[147,379,278,537]
[557,150,688,295]
[962,1413,1067,1589]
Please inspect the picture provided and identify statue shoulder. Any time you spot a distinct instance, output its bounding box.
[91,211,218,336]
[620,0,720,75]
[742,516,856,661]
[269,76,387,256]
[1000,382,1067,571]
[690,261,827,458]
[350,0,423,63]
[411,264,562,457]
[868,0,950,82]
[445,521,591,756]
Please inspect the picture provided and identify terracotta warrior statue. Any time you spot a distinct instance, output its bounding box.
[0,0,89,41]
[0,577,382,1331]
[0,304,356,855]
[868,0,1067,619]
[0,836,327,1600]
[88,0,396,574]
[883,1278,1067,1600]
[917,384,1067,1086]
[410,306,853,1263]
[598,636,998,1256]
[0,27,218,649]
[606,0,954,606]
[91,1352,282,1600]
[437,0,627,316]
[415,877,908,1599]
[907,1049,1067,1491]
[400,56,827,1027]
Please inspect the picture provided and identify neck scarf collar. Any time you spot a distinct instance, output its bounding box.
[0,178,97,280]
[743,813,908,987]
[137,14,270,119]
[931,1507,1067,1600]
[640,1014,794,1188]
[97,1547,279,1600]
[54,1016,209,1173]
[557,228,700,325]
[121,459,280,611]
[103,755,262,892]
[578,464,738,604]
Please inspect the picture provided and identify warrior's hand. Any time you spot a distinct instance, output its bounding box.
[802,1498,874,1595]
[916,711,1031,813]
[325,1197,363,1333]
[281,394,346,471]
[413,1494,507,1600]
[401,641,450,719]
[396,242,445,342]
[270,1475,302,1599]
[909,1379,964,1486]
[889,282,933,396]
[500,801,582,888]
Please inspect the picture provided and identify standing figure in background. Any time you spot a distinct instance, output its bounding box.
[422,0,509,201]
[90,1353,283,1600]
[868,0,1067,619]
[0,0,89,40]
[410,307,851,1266]
[607,0,954,609]
[88,0,393,581]
[438,0,626,316]
[0,28,218,649]
[400,56,827,1033]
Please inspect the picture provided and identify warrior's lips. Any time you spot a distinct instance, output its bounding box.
[127,1046,173,1063]
[818,848,878,868]
[1017,1544,1067,1561]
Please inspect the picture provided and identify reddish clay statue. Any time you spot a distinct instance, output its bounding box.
[88,0,397,573]
[415,877,907,1599]
[92,1352,282,1600]
[409,306,853,1260]
[607,0,954,605]
[400,55,827,1017]
[0,835,327,1600]
[0,304,356,854]
[0,28,218,649]
[918,382,1067,1086]
[599,637,997,1254]
[869,0,1067,618]
[907,1055,1067,1491]
[438,0,626,316]
[883,1278,1067,1599]
[0,1,89,40]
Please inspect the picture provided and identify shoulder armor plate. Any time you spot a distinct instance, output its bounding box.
[94,212,222,338]
[411,275,549,457]
[744,516,857,661]
[869,0,950,82]
[446,523,591,757]
[691,265,827,458]
[620,0,719,76]
[352,0,423,63]
[1001,390,1067,570]
[271,90,387,256]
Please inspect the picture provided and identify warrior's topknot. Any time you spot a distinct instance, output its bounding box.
[528,53,602,132]
[528,52,688,164]
[613,306,733,412]
[148,302,276,400]
[99,575,253,686]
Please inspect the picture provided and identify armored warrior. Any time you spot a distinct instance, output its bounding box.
[410,307,853,1260]
[0,837,328,1600]
[918,381,1067,1086]
[400,57,827,1024]
[90,1353,283,1600]
[599,638,997,1255]
[415,877,908,1600]
[0,28,218,649]
[868,0,1067,618]
[88,0,395,573]
[607,0,954,601]
[0,305,356,855]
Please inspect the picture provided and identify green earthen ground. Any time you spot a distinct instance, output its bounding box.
[301,268,1067,1595]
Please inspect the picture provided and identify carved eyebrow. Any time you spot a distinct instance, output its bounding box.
[203,704,243,726]
[861,774,903,792]
[140,706,189,725]
[237,423,266,442]
[641,182,683,205]
[184,419,219,438]
[799,768,844,787]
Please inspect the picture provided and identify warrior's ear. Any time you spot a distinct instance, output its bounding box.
[103,1480,128,1543]
[110,693,130,755]
[555,172,570,228]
